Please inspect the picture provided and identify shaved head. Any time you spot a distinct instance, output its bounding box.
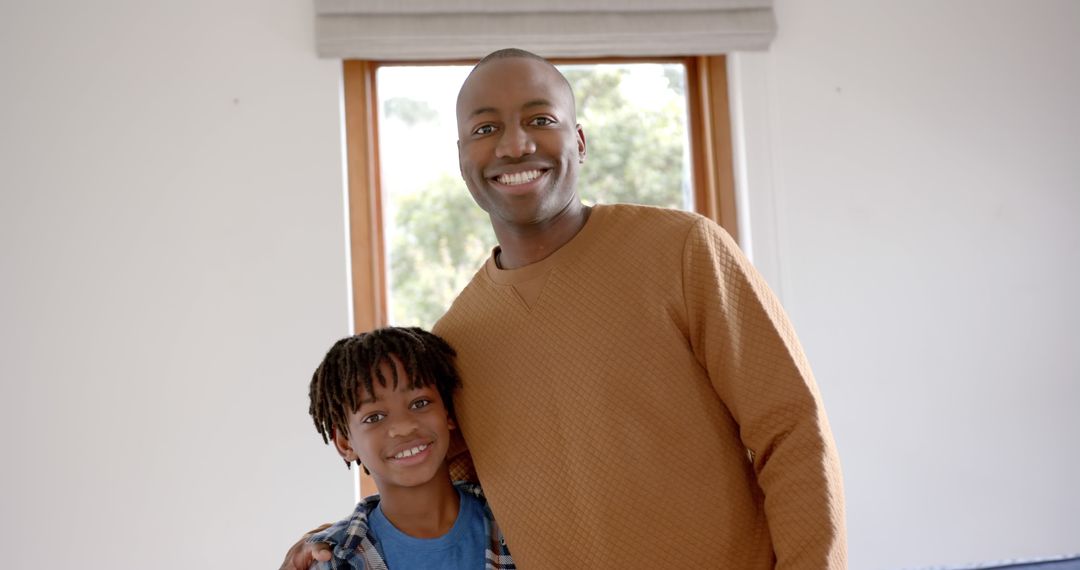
[458,48,576,119]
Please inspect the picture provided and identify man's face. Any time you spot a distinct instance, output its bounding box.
[456,57,586,232]
[333,357,454,491]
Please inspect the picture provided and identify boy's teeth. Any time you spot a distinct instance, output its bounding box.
[394,444,428,459]
[497,169,541,186]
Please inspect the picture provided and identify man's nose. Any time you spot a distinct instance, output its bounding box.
[495,124,535,158]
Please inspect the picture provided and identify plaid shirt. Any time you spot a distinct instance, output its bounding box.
[308,481,515,570]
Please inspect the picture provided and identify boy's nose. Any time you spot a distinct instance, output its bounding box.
[387,417,419,438]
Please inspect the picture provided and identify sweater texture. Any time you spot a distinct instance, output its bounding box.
[434,203,846,569]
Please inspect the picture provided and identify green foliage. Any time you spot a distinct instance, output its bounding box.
[389,174,494,328]
[384,97,438,126]
[564,66,687,209]
[663,66,686,97]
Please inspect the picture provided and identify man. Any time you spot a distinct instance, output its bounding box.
[285,48,846,569]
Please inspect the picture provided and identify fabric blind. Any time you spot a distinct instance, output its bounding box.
[314,0,776,60]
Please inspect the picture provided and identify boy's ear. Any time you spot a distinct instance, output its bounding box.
[332,427,357,464]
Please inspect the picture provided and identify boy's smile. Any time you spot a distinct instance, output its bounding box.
[333,356,455,491]
[389,441,431,462]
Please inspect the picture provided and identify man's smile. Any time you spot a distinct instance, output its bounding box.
[495,169,543,186]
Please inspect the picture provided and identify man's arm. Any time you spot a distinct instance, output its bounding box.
[682,217,847,569]
[277,524,332,570]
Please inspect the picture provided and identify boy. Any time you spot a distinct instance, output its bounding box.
[306,327,514,569]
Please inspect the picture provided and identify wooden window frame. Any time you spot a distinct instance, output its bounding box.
[342,56,737,496]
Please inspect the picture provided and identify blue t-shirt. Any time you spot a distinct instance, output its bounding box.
[368,488,487,569]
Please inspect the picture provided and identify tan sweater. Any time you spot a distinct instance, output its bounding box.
[435,204,845,569]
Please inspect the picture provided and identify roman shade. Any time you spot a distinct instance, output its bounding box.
[314,0,776,60]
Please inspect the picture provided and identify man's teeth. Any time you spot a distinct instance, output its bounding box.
[497,170,542,186]
[394,444,429,459]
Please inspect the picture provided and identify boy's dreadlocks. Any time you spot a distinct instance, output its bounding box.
[308,327,460,469]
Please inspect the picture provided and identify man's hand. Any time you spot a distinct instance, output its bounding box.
[278,524,333,570]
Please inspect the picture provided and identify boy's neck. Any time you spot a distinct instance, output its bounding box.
[376,464,461,539]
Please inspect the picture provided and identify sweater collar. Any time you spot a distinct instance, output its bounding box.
[484,203,612,286]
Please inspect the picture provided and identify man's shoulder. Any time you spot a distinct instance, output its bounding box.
[601,203,739,252]
[596,203,706,236]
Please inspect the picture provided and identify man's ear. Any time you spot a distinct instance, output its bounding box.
[457,140,465,178]
[576,124,587,163]
[332,427,356,466]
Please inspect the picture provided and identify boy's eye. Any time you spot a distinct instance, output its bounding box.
[473,124,496,136]
[410,398,431,410]
[361,413,385,424]
[529,116,556,127]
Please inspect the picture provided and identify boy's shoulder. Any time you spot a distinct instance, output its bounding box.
[453,480,485,502]
[307,481,493,564]
[307,493,383,568]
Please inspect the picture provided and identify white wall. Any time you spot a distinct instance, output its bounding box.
[733,1,1080,568]
[2,1,1077,569]
[0,1,354,567]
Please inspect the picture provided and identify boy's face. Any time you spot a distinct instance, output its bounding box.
[333,356,455,491]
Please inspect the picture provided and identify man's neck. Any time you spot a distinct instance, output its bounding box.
[376,470,460,539]
[494,202,592,270]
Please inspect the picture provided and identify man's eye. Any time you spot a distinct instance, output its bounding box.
[411,398,431,410]
[361,413,385,424]
[473,124,496,135]
[530,116,556,127]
